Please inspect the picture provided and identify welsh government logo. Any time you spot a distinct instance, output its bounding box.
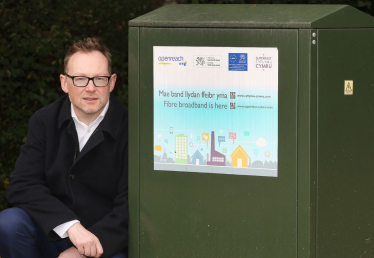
[195,56,205,66]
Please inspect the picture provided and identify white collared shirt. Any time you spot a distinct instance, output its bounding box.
[53,100,110,238]
[71,100,110,151]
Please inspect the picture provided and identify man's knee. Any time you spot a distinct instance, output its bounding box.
[0,207,36,240]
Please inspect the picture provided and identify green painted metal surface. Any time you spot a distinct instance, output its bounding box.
[316,28,374,257]
[137,28,298,258]
[128,27,140,258]
[129,5,374,29]
[297,29,318,258]
[128,5,374,258]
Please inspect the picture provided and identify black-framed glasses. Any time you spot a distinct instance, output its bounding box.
[65,74,111,87]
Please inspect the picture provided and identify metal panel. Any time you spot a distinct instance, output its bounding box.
[317,28,374,257]
[128,27,140,258]
[129,5,374,29]
[138,28,298,258]
[297,29,318,258]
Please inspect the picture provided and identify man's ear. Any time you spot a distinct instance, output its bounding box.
[60,74,69,93]
[109,73,117,93]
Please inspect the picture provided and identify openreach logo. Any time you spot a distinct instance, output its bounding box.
[157,56,186,66]
[158,56,184,62]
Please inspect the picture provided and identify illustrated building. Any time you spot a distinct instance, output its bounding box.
[230,145,250,168]
[175,134,188,164]
[207,131,226,166]
[191,150,204,165]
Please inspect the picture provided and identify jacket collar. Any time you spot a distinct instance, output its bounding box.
[57,94,124,140]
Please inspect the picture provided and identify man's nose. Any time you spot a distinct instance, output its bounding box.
[85,79,96,91]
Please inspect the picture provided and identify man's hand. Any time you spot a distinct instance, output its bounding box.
[58,247,84,258]
[67,222,103,258]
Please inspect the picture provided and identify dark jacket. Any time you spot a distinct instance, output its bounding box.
[7,94,128,258]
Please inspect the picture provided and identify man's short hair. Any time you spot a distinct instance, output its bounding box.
[64,37,112,74]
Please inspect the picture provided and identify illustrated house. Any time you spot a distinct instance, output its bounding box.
[175,134,188,164]
[191,150,204,165]
[230,145,249,168]
[207,131,226,166]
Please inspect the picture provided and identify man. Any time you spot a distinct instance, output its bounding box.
[0,38,128,258]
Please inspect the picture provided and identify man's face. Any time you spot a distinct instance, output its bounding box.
[60,51,116,123]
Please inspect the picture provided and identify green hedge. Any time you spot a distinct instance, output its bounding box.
[0,0,164,210]
[0,0,372,211]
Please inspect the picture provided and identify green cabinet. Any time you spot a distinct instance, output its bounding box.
[128,5,374,257]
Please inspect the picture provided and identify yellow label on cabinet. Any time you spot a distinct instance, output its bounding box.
[344,80,353,95]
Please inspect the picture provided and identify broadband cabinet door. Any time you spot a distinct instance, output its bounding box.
[138,27,298,258]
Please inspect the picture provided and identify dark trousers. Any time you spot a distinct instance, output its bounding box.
[0,207,126,258]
